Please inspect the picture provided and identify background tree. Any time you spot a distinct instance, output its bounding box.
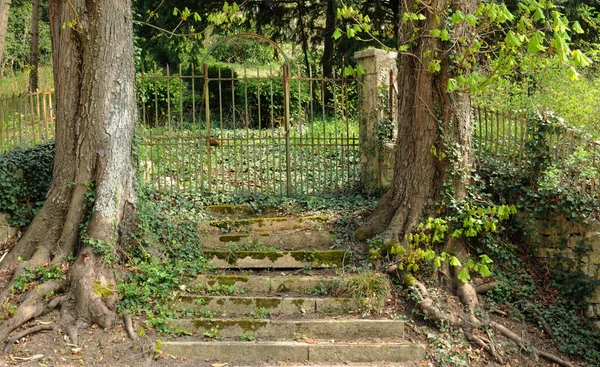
[0,0,136,345]
[28,0,39,91]
[0,0,11,74]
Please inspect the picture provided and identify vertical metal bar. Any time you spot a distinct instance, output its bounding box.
[309,66,315,195]
[17,93,23,148]
[179,64,184,129]
[166,64,172,129]
[232,67,238,193]
[204,63,212,193]
[283,64,291,196]
[332,68,338,190]
[297,64,303,195]
[219,67,224,194]
[35,91,41,143]
[243,67,249,195]
[257,67,262,194]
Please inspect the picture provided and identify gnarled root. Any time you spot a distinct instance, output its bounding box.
[0,281,65,350]
[398,268,571,366]
[3,325,54,354]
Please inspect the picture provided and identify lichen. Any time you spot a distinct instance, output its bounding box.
[219,234,250,242]
[230,297,253,306]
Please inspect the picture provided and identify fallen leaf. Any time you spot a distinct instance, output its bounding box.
[71,347,83,354]
[211,363,228,367]
[10,354,44,361]
[38,321,53,325]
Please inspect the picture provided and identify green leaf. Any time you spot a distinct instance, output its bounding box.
[430,29,441,37]
[451,11,464,24]
[441,29,450,41]
[534,8,545,21]
[568,66,579,81]
[427,60,441,73]
[572,50,591,68]
[479,254,493,265]
[478,264,491,277]
[423,250,436,261]
[433,257,442,268]
[449,256,461,267]
[172,7,179,16]
[457,268,471,283]
[332,28,342,40]
[465,259,475,269]
[573,21,584,34]
[447,78,458,92]
[451,229,463,238]
[506,31,521,47]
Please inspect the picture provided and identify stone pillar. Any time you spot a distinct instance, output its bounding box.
[354,48,397,192]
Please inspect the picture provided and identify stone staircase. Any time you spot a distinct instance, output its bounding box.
[159,205,426,365]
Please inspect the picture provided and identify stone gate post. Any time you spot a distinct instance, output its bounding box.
[354,48,397,192]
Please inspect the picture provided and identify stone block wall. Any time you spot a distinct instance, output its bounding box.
[532,216,600,326]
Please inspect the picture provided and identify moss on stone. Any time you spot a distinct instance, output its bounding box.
[230,297,253,306]
[255,298,282,309]
[214,275,249,285]
[289,250,347,267]
[291,299,305,308]
[219,234,251,243]
[276,284,290,293]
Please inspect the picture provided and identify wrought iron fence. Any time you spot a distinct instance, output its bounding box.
[137,61,360,196]
[472,105,600,197]
[0,89,55,153]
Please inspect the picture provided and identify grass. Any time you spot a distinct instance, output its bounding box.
[0,66,54,96]
[137,116,361,196]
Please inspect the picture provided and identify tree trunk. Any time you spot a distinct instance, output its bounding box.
[297,0,310,73]
[359,0,475,240]
[29,0,40,92]
[0,0,136,345]
[321,0,335,106]
[0,0,11,75]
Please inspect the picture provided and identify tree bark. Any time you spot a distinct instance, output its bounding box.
[359,0,475,239]
[0,0,136,345]
[321,0,335,106]
[0,0,11,75]
[29,0,40,92]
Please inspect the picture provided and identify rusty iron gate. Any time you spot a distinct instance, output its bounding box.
[138,34,360,196]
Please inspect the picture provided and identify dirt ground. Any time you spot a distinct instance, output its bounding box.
[0,308,581,367]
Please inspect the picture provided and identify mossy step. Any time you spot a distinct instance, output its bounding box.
[202,250,350,269]
[198,230,333,250]
[204,204,283,218]
[168,318,405,339]
[198,216,330,234]
[180,295,356,316]
[190,275,342,294]
[160,341,426,363]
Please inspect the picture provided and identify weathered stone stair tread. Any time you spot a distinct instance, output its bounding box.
[168,318,405,339]
[198,216,330,233]
[199,230,333,250]
[161,340,426,363]
[181,295,356,315]
[203,250,350,269]
[191,274,343,294]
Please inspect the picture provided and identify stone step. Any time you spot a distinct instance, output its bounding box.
[198,230,333,250]
[180,295,357,316]
[198,216,330,234]
[203,250,350,269]
[160,341,426,363]
[168,318,405,339]
[190,274,341,294]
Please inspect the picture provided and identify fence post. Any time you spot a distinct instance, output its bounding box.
[354,48,397,192]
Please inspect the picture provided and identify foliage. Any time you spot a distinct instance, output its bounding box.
[335,271,391,310]
[2,1,52,73]
[0,141,54,227]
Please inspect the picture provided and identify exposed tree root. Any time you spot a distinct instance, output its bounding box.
[0,280,65,349]
[123,311,138,342]
[3,325,54,354]
[475,281,501,294]
[491,322,574,367]
[397,269,571,366]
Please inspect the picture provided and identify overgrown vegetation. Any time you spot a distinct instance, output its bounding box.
[0,142,54,227]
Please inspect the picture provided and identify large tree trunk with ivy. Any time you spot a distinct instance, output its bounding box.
[358,0,474,240]
[0,0,136,347]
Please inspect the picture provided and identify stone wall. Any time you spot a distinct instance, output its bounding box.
[532,216,600,326]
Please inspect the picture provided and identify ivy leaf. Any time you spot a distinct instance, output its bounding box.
[433,257,442,268]
[430,29,441,37]
[172,7,179,16]
[423,249,436,261]
[457,268,471,283]
[573,21,584,34]
[333,28,342,40]
[480,254,493,265]
[533,8,545,21]
[451,229,463,238]
[441,29,450,41]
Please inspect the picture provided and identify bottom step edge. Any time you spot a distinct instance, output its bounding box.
[160,340,426,363]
